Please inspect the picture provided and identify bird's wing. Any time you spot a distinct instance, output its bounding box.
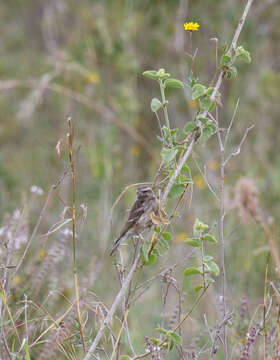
[118,199,145,238]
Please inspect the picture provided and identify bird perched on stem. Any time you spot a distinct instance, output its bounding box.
[110,186,158,256]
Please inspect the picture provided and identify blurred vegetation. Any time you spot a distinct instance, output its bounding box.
[0,0,279,359]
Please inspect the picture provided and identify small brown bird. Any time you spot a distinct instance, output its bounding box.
[110,186,158,256]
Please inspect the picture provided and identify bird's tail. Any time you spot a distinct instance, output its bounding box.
[109,233,129,256]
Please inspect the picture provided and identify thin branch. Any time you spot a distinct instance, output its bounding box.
[192,156,219,202]
[118,250,136,357]
[203,0,255,114]
[224,98,240,148]
[109,309,130,360]
[132,286,209,360]
[224,125,254,166]
[83,248,141,360]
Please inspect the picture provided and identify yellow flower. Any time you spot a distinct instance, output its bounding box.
[184,21,200,31]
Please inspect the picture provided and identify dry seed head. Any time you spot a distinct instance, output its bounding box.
[234,178,260,223]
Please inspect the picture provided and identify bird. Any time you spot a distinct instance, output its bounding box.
[110,185,158,256]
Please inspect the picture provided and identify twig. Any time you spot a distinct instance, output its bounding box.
[131,286,209,360]
[215,104,228,358]
[30,301,75,348]
[224,98,240,148]
[83,248,141,360]
[118,249,136,357]
[109,309,130,360]
[111,182,152,215]
[210,312,234,358]
[224,125,254,166]
[192,156,219,202]
[211,3,255,358]
[203,0,255,115]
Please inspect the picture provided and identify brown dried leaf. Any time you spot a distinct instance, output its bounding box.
[150,211,170,225]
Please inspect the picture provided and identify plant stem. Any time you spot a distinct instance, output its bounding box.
[109,309,130,360]
[201,239,206,289]
[83,248,141,360]
[161,137,195,204]
[159,79,170,130]
[67,117,86,353]
[132,285,209,360]
[219,136,227,358]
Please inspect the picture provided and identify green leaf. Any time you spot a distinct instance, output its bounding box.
[193,218,209,232]
[168,169,175,178]
[152,248,160,257]
[225,70,232,79]
[229,66,238,77]
[235,46,251,63]
[182,164,190,173]
[144,253,156,266]
[170,128,179,136]
[184,238,201,247]
[156,68,170,79]
[150,338,161,345]
[168,184,185,199]
[194,285,203,292]
[162,126,169,138]
[24,339,31,360]
[154,226,161,233]
[159,74,170,80]
[175,145,185,151]
[192,84,207,100]
[207,261,220,276]
[179,174,192,184]
[183,121,197,134]
[199,96,214,111]
[203,234,217,243]
[239,52,251,63]
[161,147,178,164]
[184,267,201,276]
[208,100,216,112]
[200,122,216,143]
[151,98,162,112]
[169,332,182,345]
[168,339,175,351]
[195,115,209,125]
[159,237,169,251]
[140,241,150,262]
[120,356,132,360]
[156,327,169,335]
[164,78,184,89]
[205,275,216,285]
[206,87,214,95]
[142,70,158,80]
[162,232,172,241]
[204,255,214,262]
[220,54,232,66]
